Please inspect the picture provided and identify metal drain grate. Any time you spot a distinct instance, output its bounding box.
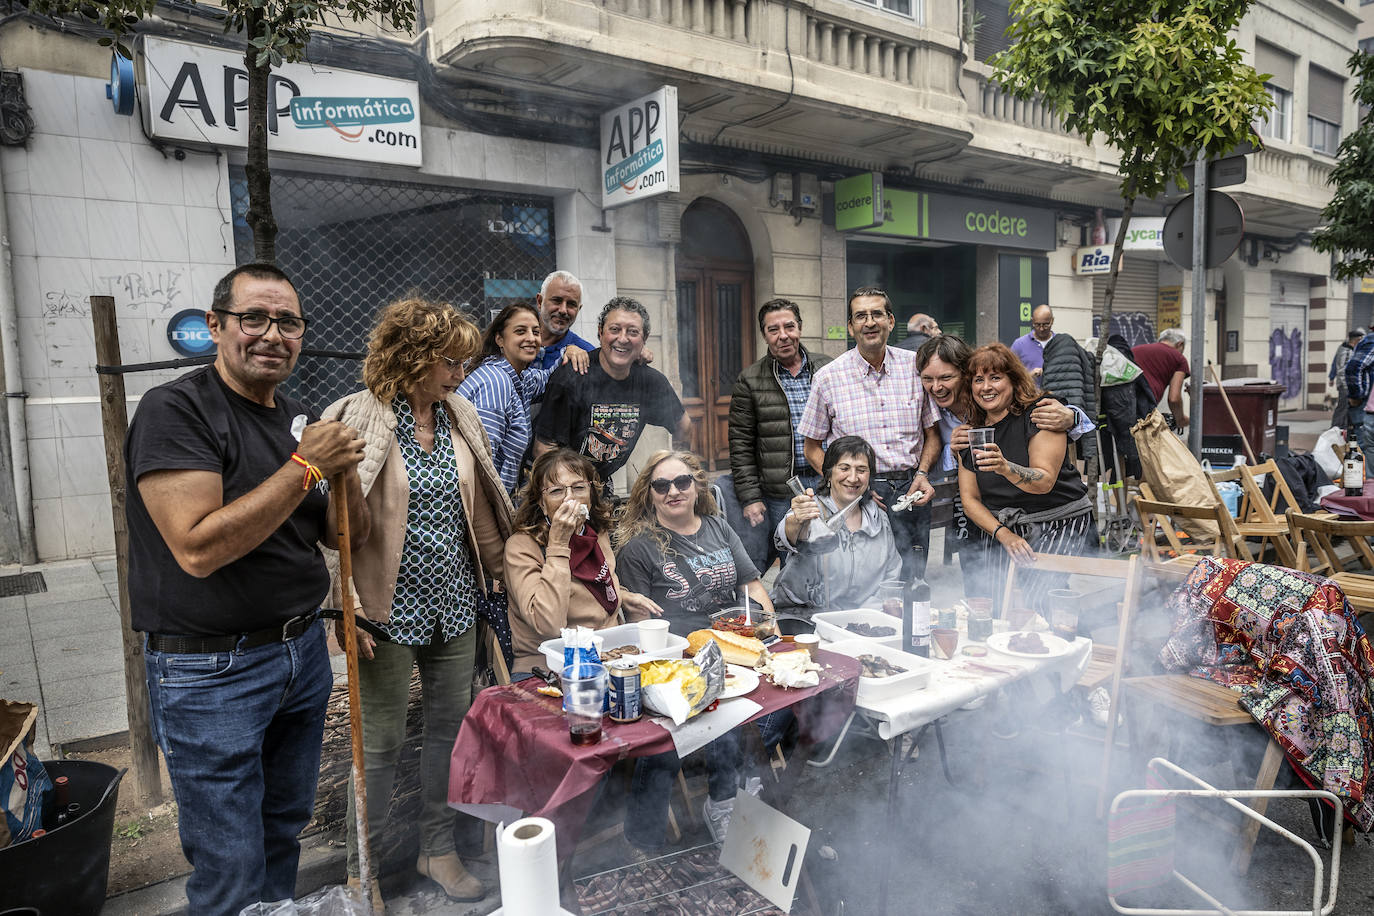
[0,572,46,597]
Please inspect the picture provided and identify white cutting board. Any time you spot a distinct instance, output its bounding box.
[718,790,811,913]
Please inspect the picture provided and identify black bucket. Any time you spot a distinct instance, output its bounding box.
[0,760,125,916]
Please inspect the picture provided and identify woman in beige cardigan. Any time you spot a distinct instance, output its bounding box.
[324,298,512,910]
[506,448,661,674]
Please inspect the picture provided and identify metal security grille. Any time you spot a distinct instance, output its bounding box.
[230,167,557,411]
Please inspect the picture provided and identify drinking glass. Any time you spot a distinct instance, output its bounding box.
[562,663,607,746]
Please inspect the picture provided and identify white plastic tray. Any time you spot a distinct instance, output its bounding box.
[812,608,902,648]
[823,638,934,701]
[538,621,687,672]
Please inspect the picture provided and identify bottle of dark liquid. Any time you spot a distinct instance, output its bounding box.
[1344,439,1365,497]
[901,548,931,657]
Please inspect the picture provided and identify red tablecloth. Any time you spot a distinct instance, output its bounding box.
[1320,492,1374,520]
[448,648,859,852]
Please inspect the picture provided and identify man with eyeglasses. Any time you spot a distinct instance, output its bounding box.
[534,297,690,493]
[798,286,941,580]
[123,263,369,916]
[1011,304,1055,380]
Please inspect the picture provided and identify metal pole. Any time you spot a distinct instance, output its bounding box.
[1188,150,1208,458]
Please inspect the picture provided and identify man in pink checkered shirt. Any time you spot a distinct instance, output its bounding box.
[798,286,942,580]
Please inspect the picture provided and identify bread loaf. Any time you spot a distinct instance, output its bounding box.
[687,628,766,667]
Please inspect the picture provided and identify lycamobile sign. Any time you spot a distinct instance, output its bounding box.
[849,184,1054,250]
[601,86,680,209]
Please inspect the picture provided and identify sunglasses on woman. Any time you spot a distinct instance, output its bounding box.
[650,474,696,496]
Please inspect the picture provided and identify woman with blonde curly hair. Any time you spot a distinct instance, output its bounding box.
[505,448,661,675]
[323,297,512,909]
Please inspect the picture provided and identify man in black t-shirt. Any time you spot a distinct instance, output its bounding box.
[124,264,368,916]
[534,297,690,490]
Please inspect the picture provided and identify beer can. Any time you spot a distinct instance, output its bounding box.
[607,660,642,723]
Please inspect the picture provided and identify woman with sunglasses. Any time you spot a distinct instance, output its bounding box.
[614,451,778,852]
[458,301,589,497]
[505,448,662,675]
[770,435,903,616]
[323,298,512,908]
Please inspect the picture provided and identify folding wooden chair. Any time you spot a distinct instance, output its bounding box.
[1287,509,1374,616]
[1209,460,1299,568]
[1135,493,1252,581]
[1101,558,1286,874]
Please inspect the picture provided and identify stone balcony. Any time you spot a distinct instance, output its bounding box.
[427,0,973,169]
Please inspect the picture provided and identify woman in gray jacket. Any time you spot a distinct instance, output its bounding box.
[770,436,903,616]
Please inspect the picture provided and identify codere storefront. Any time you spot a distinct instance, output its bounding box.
[832,173,1058,345]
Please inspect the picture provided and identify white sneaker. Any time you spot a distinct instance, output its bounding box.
[703,796,735,843]
[744,777,763,797]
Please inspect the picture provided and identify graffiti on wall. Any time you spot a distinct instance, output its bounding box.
[1269,326,1304,398]
[1092,312,1158,350]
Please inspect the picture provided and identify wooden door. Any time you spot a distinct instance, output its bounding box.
[675,265,754,468]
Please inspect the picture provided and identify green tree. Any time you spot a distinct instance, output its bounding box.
[31,0,417,262]
[989,1,1271,364]
[1312,52,1374,281]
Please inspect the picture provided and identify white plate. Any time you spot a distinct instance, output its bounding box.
[985,630,1074,659]
[721,664,761,699]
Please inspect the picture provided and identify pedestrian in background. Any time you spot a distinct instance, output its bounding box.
[1331,328,1365,433]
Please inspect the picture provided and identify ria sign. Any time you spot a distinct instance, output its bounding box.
[167,309,215,357]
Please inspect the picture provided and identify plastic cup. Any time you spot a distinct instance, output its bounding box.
[969,428,996,450]
[638,619,670,652]
[1008,607,1034,630]
[794,633,820,661]
[932,627,959,660]
[562,663,607,745]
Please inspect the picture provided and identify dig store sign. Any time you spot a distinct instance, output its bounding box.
[601,86,680,209]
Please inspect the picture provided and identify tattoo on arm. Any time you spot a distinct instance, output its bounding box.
[1006,462,1045,485]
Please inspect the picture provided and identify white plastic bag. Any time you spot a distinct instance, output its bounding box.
[1087,337,1143,387]
[1313,427,1345,480]
[239,885,369,915]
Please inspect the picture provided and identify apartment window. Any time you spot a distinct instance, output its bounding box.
[1259,84,1291,141]
[1254,40,1295,142]
[1308,65,1345,156]
[1360,38,1374,56]
[850,0,919,19]
[973,0,1013,63]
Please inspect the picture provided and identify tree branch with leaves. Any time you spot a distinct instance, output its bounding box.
[29,0,418,262]
[989,0,1271,366]
[1312,51,1374,282]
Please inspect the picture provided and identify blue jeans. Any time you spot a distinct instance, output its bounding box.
[716,475,815,573]
[869,475,931,581]
[145,623,332,916]
[1360,410,1374,458]
[624,712,792,851]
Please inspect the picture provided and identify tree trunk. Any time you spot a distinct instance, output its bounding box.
[243,9,277,264]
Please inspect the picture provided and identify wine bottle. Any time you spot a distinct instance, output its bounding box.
[1344,440,1365,497]
[901,547,931,657]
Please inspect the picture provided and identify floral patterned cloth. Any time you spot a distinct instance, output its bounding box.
[1158,557,1374,830]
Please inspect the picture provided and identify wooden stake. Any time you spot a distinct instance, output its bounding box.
[1206,362,1258,464]
[333,474,375,911]
[90,296,162,807]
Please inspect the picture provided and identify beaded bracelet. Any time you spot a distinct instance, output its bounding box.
[290,452,324,491]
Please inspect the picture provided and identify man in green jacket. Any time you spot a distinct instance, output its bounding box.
[724,298,833,572]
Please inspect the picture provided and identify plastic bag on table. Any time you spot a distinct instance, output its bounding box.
[238,885,369,915]
[640,638,725,725]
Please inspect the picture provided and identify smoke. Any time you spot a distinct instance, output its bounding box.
[781,525,1348,915]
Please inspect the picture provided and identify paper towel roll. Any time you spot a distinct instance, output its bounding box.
[497,816,561,916]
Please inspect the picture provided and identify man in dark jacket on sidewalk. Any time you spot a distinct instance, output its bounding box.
[724,298,833,572]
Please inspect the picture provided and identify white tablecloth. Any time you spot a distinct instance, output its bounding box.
[854,638,1093,740]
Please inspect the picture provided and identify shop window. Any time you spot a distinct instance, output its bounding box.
[230,167,556,410]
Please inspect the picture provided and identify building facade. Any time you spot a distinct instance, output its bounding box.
[0,0,1359,560]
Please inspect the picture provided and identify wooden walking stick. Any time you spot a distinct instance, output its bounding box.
[332,475,376,912]
[1206,361,1258,464]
